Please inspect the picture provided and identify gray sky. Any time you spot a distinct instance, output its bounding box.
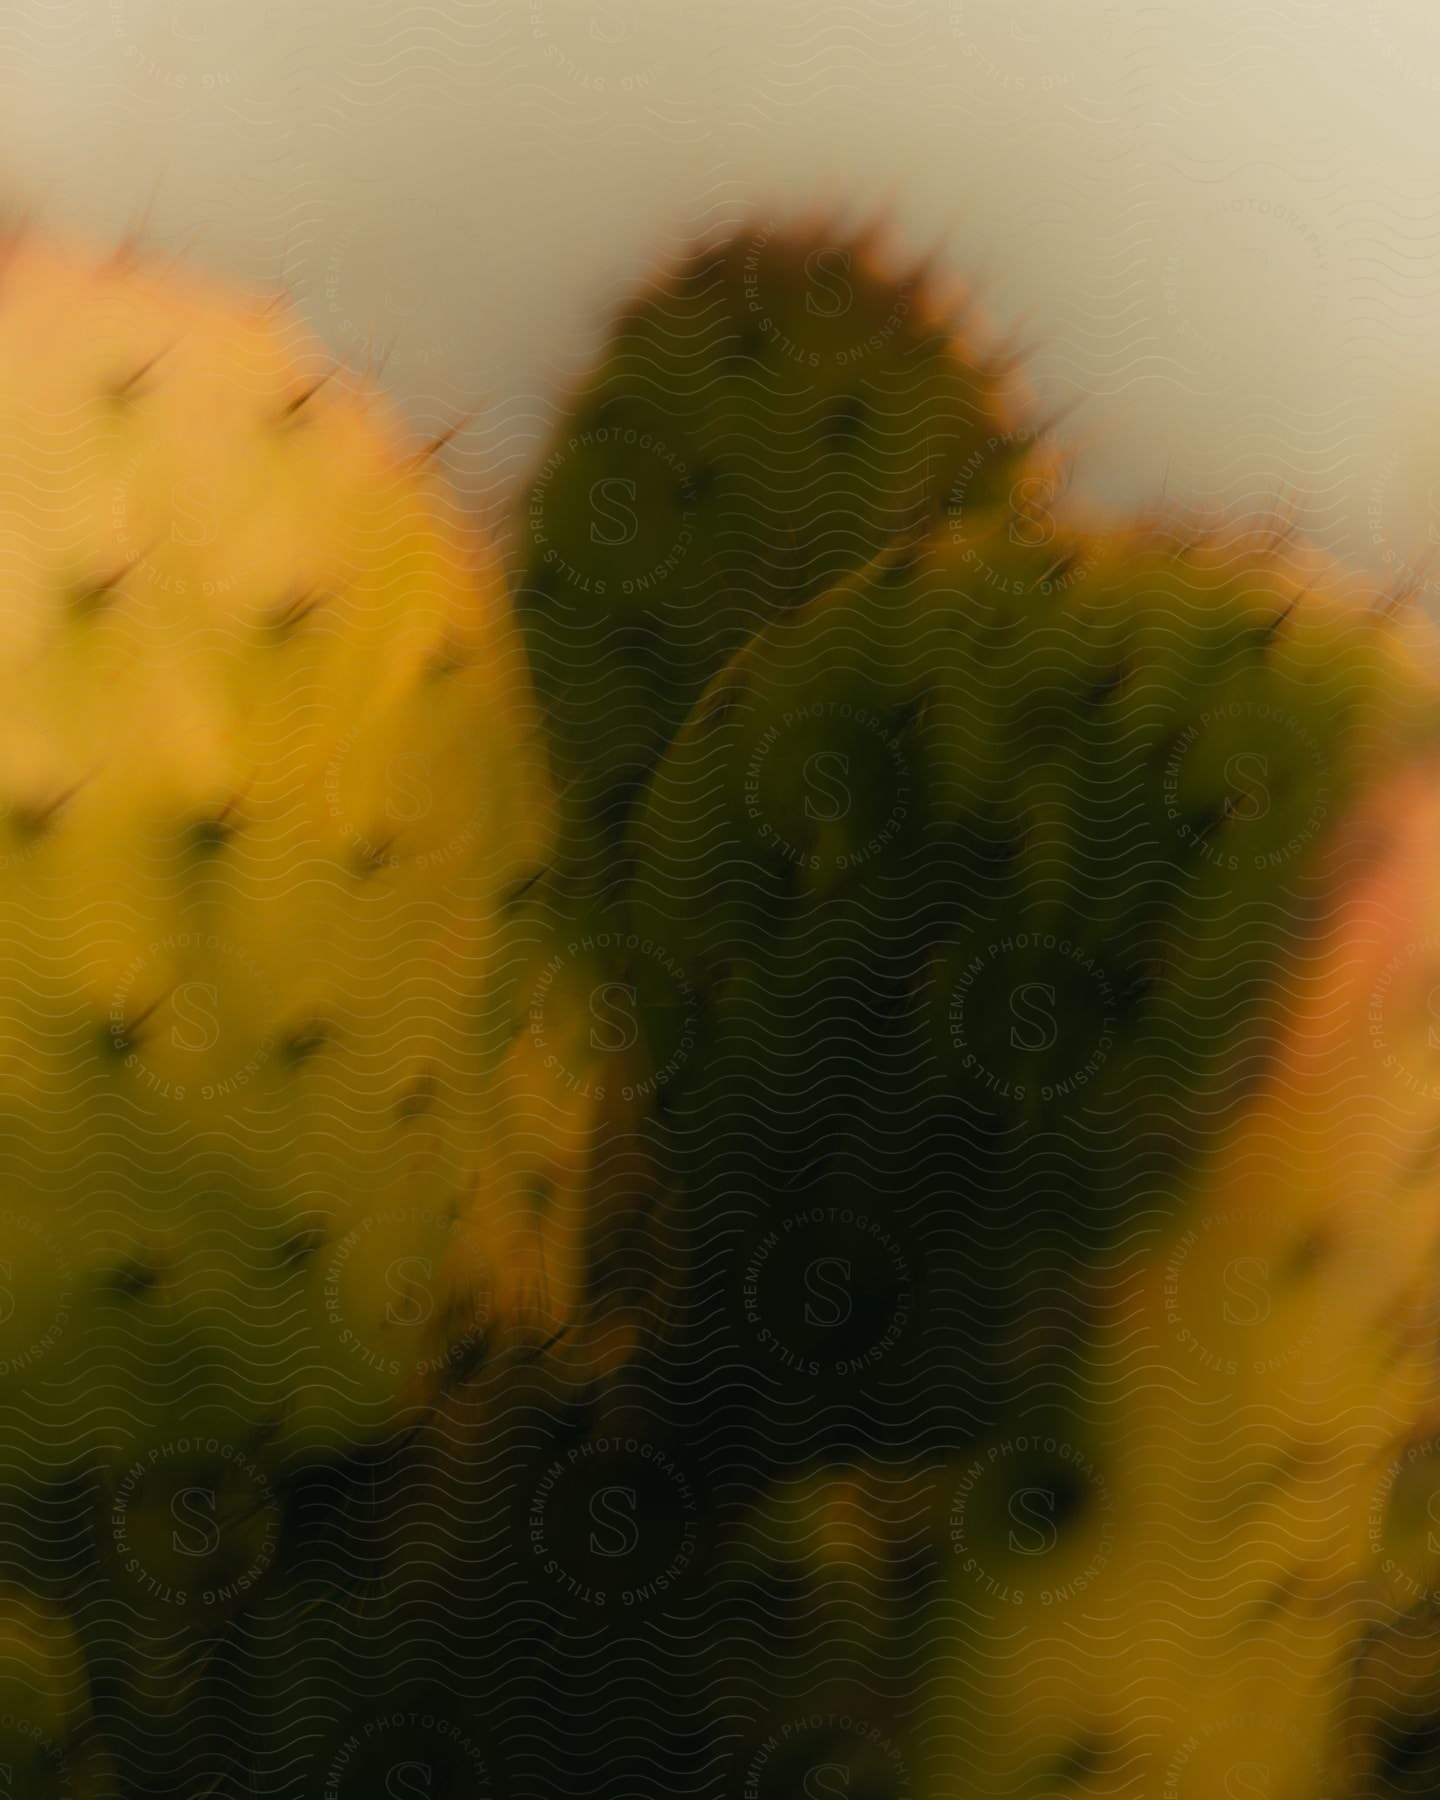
[5,0,1440,589]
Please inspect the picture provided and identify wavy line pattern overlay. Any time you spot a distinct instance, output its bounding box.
[3,4,1440,1797]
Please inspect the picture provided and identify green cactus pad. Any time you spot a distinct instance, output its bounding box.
[514,215,1052,881]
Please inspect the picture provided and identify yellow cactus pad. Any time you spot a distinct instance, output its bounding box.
[0,229,555,1475]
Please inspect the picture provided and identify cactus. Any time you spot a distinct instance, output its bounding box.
[0,225,570,1791]
[627,510,1434,1400]
[503,220,1059,1444]
[4,205,1440,1800]
[920,765,1440,1796]
[509,219,1440,1797]
[513,216,1054,881]
[498,215,1043,1408]
[617,504,1440,1795]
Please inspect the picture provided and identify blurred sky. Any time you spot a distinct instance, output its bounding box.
[4,0,1440,589]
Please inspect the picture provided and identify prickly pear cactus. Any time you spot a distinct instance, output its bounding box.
[503,221,1062,1425]
[630,512,1438,1279]
[920,767,1440,1797]
[6,206,1440,1800]
[620,505,1440,1796]
[0,226,564,1793]
[507,212,1440,1797]
[0,227,560,1467]
[514,215,1056,878]
[502,217,1046,1398]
